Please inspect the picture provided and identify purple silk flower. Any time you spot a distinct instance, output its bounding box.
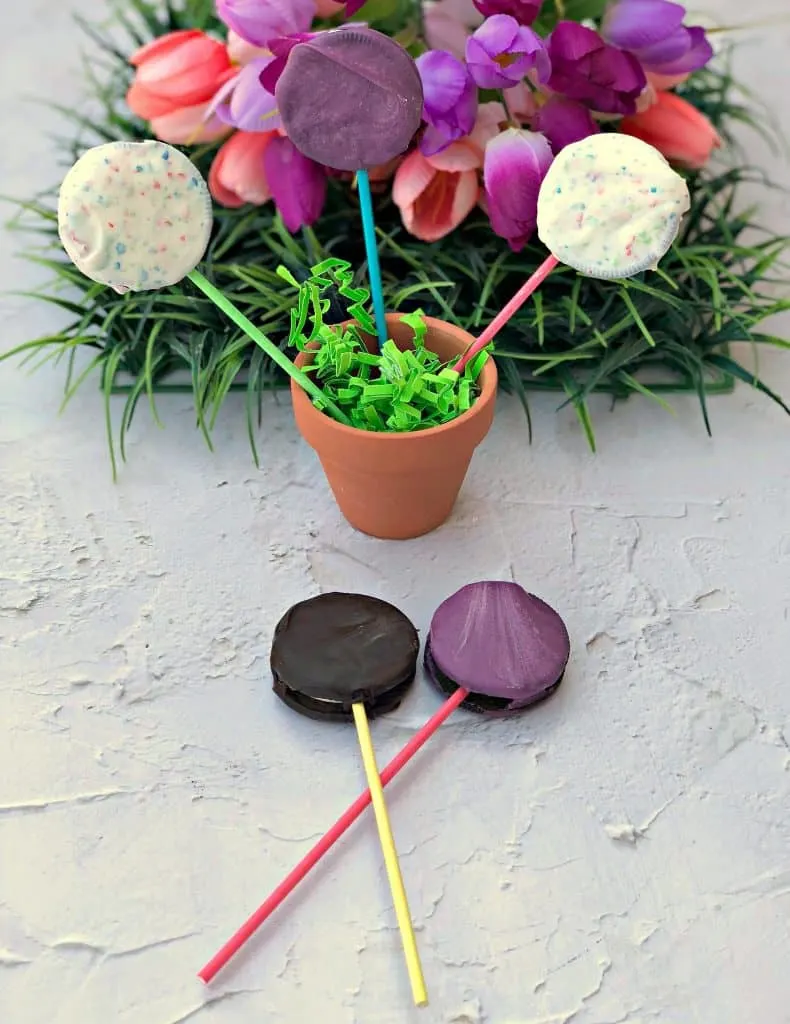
[416,51,478,156]
[264,136,327,232]
[601,0,713,76]
[466,14,550,90]
[472,0,543,26]
[259,34,313,94]
[545,21,646,115]
[216,0,316,47]
[206,58,282,132]
[484,127,553,251]
[533,96,599,153]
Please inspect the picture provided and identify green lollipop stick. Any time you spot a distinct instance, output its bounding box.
[187,271,351,425]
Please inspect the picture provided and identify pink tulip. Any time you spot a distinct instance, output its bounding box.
[149,102,232,145]
[209,131,276,207]
[483,127,553,250]
[619,90,721,169]
[392,150,478,242]
[127,30,235,121]
[424,0,484,60]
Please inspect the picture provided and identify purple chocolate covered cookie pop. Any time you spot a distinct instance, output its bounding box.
[274,28,423,171]
[425,581,570,714]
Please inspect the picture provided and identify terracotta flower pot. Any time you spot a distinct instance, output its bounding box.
[291,314,498,540]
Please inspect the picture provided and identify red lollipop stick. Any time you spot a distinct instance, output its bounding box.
[198,686,468,983]
[454,253,559,376]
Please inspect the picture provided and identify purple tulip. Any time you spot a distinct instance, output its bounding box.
[416,51,478,156]
[472,0,543,26]
[206,59,282,132]
[263,136,327,232]
[216,0,316,47]
[466,14,550,90]
[484,127,553,251]
[602,0,713,75]
[545,21,646,115]
[534,96,599,153]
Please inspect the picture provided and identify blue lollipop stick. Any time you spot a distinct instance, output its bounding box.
[357,169,388,351]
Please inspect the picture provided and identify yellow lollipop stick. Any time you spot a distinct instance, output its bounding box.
[351,702,428,1007]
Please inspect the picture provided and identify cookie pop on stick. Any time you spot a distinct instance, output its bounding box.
[453,132,691,373]
[269,593,427,1006]
[274,28,423,351]
[199,581,570,982]
[57,139,352,425]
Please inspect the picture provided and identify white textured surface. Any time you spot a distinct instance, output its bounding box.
[1,3,789,1022]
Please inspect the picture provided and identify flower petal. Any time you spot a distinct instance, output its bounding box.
[129,30,203,68]
[226,29,271,65]
[416,50,469,115]
[636,25,695,66]
[392,149,436,209]
[264,135,327,230]
[645,25,713,74]
[534,96,599,153]
[407,168,479,241]
[420,124,456,157]
[427,138,481,171]
[217,0,316,47]
[205,71,242,121]
[467,101,507,156]
[450,170,482,231]
[471,12,521,52]
[209,131,276,207]
[473,0,543,26]
[620,88,721,168]
[424,0,484,60]
[135,35,229,101]
[548,20,600,61]
[150,102,233,144]
[602,0,686,51]
[484,127,553,249]
[127,80,179,121]
[228,59,283,130]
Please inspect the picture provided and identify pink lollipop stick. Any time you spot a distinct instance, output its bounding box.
[198,686,468,983]
[454,253,559,375]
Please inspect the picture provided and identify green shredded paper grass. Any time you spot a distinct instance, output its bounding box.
[279,258,488,431]
[3,0,789,472]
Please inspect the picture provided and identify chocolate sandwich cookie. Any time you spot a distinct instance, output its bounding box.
[424,581,570,715]
[271,592,420,723]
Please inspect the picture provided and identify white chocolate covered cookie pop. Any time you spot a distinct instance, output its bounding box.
[57,140,212,294]
[537,133,690,279]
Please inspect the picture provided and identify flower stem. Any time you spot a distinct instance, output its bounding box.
[415,0,426,43]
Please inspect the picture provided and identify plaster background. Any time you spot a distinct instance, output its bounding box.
[1,2,788,1022]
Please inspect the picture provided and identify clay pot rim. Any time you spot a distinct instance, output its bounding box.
[291,313,497,443]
